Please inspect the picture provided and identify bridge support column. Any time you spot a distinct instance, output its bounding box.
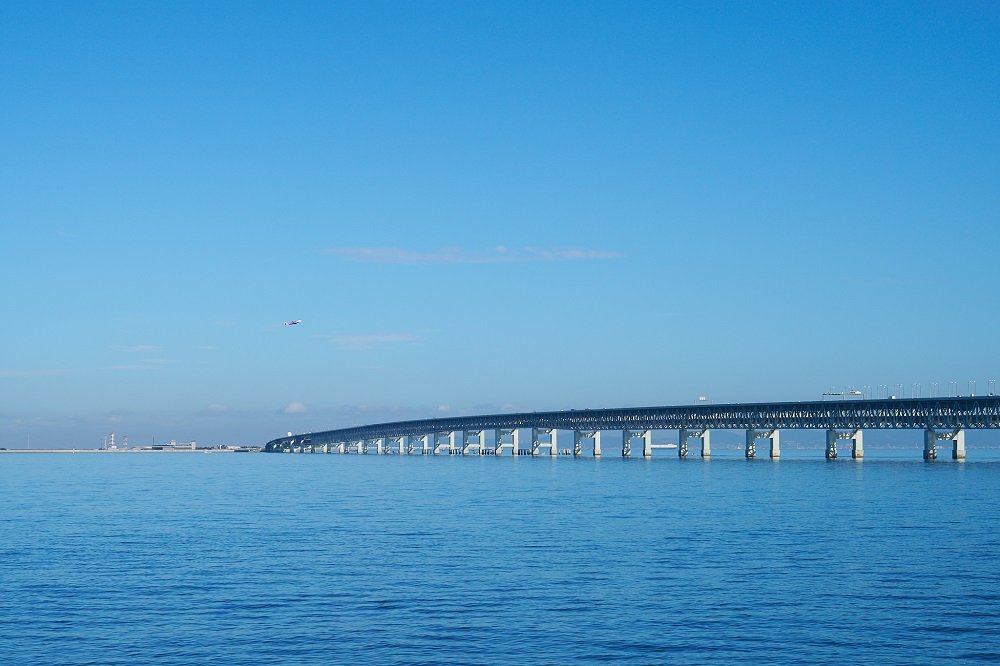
[826,429,863,460]
[620,429,652,457]
[924,429,938,460]
[321,444,329,454]
[952,429,966,460]
[826,430,838,459]
[679,429,711,458]
[375,438,385,455]
[573,430,602,457]
[335,442,346,454]
[395,435,408,455]
[416,434,430,455]
[449,431,460,455]
[531,428,558,456]
[745,430,779,459]
[461,430,487,455]
[495,429,520,456]
[925,428,964,461]
[432,432,457,455]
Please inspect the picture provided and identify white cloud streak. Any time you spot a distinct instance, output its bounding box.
[108,359,174,372]
[0,368,73,378]
[324,246,620,265]
[116,344,162,354]
[328,333,416,348]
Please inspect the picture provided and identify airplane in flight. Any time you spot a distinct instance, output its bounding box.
[283,320,302,326]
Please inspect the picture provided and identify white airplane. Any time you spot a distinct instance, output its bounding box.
[283,320,302,326]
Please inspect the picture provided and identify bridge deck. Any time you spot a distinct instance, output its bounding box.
[264,396,1000,451]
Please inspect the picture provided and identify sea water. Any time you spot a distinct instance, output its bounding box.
[2,450,999,665]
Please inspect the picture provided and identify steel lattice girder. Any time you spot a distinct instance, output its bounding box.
[264,396,1000,451]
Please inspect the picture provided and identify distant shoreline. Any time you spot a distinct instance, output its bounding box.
[0,449,253,454]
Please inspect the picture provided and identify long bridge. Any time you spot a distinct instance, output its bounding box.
[263,396,1000,460]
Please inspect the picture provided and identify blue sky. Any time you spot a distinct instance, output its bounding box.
[2,1,998,448]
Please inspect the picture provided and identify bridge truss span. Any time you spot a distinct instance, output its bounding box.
[265,396,1000,457]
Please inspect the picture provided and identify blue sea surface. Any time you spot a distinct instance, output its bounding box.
[2,450,999,665]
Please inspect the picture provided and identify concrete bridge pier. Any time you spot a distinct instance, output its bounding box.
[394,435,408,455]
[531,428,559,456]
[619,429,652,457]
[415,434,430,455]
[495,429,520,456]
[924,429,938,460]
[952,429,966,460]
[375,437,385,455]
[573,430,602,457]
[925,428,965,460]
[745,428,781,460]
[461,430,484,455]
[746,429,780,459]
[850,429,864,459]
[432,432,458,455]
[678,429,710,458]
[763,430,780,458]
[825,429,864,459]
[639,430,654,457]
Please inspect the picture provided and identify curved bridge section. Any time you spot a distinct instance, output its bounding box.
[265,396,1000,460]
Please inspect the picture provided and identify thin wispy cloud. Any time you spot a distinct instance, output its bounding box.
[0,368,73,378]
[324,245,620,265]
[283,402,307,414]
[116,344,162,354]
[328,333,416,348]
[108,359,174,372]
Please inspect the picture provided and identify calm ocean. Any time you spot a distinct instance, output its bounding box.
[2,449,999,665]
